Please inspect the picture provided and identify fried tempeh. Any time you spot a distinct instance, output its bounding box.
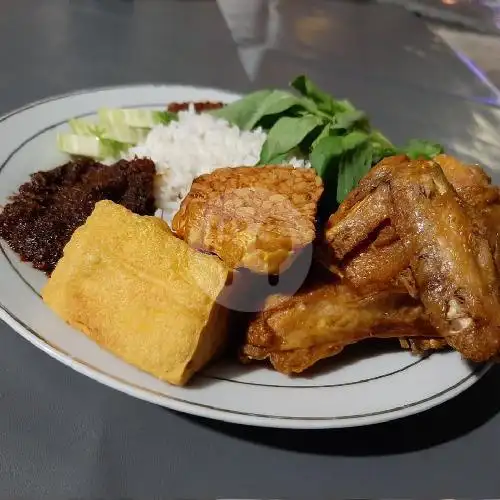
[172,166,323,274]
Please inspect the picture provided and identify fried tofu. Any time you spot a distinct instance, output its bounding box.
[42,200,231,386]
[172,166,323,274]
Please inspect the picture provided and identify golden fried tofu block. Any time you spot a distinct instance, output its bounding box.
[172,166,323,274]
[42,200,230,386]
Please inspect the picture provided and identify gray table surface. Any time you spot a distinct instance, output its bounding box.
[2,0,500,497]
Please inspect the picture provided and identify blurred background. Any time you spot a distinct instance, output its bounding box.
[217,0,500,92]
[376,0,500,89]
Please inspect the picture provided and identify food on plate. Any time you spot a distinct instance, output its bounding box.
[325,155,405,260]
[241,267,439,374]
[213,75,443,212]
[399,337,448,353]
[57,102,223,161]
[42,201,231,386]
[166,101,224,113]
[57,76,442,221]
[324,155,500,362]
[391,161,500,362]
[0,158,156,274]
[3,73,500,386]
[127,107,310,221]
[172,165,323,274]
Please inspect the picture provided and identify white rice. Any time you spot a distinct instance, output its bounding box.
[126,106,310,220]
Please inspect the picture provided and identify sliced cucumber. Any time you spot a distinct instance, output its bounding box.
[58,107,177,160]
[68,118,99,136]
[98,108,175,128]
[69,118,149,144]
[57,133,130,160]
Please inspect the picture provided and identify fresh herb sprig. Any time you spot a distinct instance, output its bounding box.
[212,75,444,211]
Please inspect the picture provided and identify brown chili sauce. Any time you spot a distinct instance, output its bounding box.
[0,157,156,274]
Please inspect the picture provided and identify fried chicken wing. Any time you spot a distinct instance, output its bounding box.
[241,343,344,374]
[241,272,439,374]
[390,160,500,361]
[317,222,410,294]
[399,337,448,353]
[434,154,491,190]
[325,154,494,262]
[325,155,408,259]
[172,166,323,274]
[323,154,500,362]
[436,155,500,274]
[325,184,392,259]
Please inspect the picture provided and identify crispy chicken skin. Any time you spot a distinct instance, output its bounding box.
[241,271,438,374]
[325,155,407,259]
[325,183,392,260]
[434,154,491,190]
[399,337,448,353]
[325,154,497,265]
[172,166,323,274]
[324,154,500,362]
[241,343,343,375]
[435,155,500,274]
[390,161,500,361]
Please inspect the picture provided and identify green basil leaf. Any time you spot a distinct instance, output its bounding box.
[337,143,373,203]
[290,75,354,116]
[332,110,369,132]
[211,89,305,130]
[310,135,344,178]
[263,151,293,164]
[371,144,397,165]
[210,90,272,129]
[155,110,178,125]
[342,130,370,151]
[259,115,323,164]
[399,139,444,160]
[311,123,335,149]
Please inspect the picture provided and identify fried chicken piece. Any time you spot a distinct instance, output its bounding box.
[390,160,500,361]
[325,154,494,266]
[435,155,500,274]
[317,222,411,294]
[172,166,323,274]
[325,155,408,259]
[325,154,500,291]
[241,273,438,374]
[241,343,343,374]
[322,154,500,362]
[325,183,392,260]
[399,337,448,353]
[434,154,491,190]
[336,222,410,293]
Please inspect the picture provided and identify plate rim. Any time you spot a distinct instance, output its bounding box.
[0,84,491,429]
[0,305,490,429]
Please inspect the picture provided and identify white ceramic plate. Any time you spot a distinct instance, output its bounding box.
[0,85,490,429]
